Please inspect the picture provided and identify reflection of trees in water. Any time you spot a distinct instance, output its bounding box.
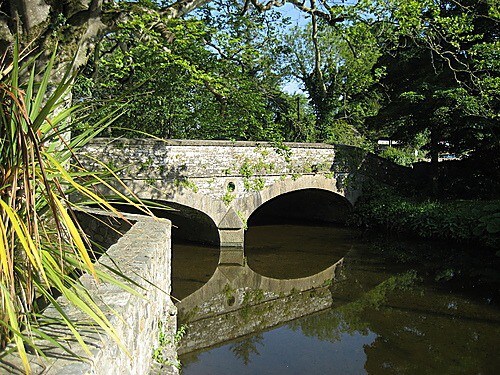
[180,235,500,374]
[362,304,496,374]
[230,334,264,365]
[369,237,500,289]
[288,265,500,374]
[288,271,419,343]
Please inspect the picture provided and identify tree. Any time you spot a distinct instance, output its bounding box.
[0,1,362,144]
[0,0,356,80]
[367,0,499,167]
[73,4,309,141]
[282,19,382,143]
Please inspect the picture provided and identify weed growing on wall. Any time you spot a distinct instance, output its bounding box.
[152,322,184,369]
[236,210,248,230]
[174,177,199,193]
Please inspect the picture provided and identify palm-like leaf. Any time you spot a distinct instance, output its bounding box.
[0,40,146,373]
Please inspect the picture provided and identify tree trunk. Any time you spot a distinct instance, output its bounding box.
[430,127,440,196]
[0,0,215,80]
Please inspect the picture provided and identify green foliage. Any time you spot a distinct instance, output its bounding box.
[243,177,265,192]
[74,5,305,142]
[239,159,254,178]
[222,190,236,206]
[238,155,274,191]
[324,119,370,148]
[0,42,147,371]
[351,184,500,249]
[152,322,184,368]
[222,284,236,302]
[174,178,199,193]
[278,0,498,156]
[366,0,499,163]
[379,147,418,166]
[473,204,500,237]
[333,145,369,173]
[236,210,248,230]
[281,11,383,142]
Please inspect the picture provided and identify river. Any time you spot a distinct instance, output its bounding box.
[171,223,500,374]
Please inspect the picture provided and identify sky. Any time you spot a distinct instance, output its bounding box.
[279,2,310,28]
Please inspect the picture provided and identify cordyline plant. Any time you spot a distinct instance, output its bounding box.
[0,41,153,373]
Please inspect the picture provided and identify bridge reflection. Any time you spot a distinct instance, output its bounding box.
[177,247,345,355]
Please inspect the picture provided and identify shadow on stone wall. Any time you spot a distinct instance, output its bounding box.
[84,201,220,246]
[75,210,134,257]
[334,145,420,194]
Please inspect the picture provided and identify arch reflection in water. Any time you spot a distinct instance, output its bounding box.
[179,226,500,375]
[177,247,345,355]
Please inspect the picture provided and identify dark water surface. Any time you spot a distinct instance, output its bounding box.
[173,224,500,375]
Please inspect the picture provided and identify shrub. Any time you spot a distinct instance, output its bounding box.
[350,183,499,250]
[379,146,418,166]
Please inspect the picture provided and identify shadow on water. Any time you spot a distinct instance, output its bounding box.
[171,239,220,301]
[245,223,354,279]
[102,201,222,301]
[176,223,500,375]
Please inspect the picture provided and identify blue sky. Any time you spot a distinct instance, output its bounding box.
[275,1,359,94]
[279,2,310,28]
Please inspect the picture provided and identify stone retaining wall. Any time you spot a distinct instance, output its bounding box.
[0,211,177,375]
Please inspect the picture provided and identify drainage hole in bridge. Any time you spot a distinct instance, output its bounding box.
[227,296,236,306]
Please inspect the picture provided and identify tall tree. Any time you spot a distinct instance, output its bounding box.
[367,0,499,164]
[74,3,310,141]
[282,19,382,143]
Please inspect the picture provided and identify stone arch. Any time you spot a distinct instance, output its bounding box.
[151,200,221,245]
[156,190,244,246]
[98,179,245,246]
[120,182,229,226]
[234,175,352,223]
[105,197,221,245]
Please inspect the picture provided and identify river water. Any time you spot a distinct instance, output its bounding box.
[172,224,500,375]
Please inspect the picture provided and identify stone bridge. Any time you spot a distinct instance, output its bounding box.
[79,139,365,247]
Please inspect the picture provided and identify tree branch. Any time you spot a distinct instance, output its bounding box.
[288,0,345,26]
[310,0,327,96]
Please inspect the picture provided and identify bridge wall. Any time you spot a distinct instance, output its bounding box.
[78,139,358,247]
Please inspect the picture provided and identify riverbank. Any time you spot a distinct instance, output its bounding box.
[349,184,500,252]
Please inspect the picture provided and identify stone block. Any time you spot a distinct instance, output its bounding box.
[219,229,245,247]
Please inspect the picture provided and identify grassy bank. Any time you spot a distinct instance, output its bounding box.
[349,184,500,252]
